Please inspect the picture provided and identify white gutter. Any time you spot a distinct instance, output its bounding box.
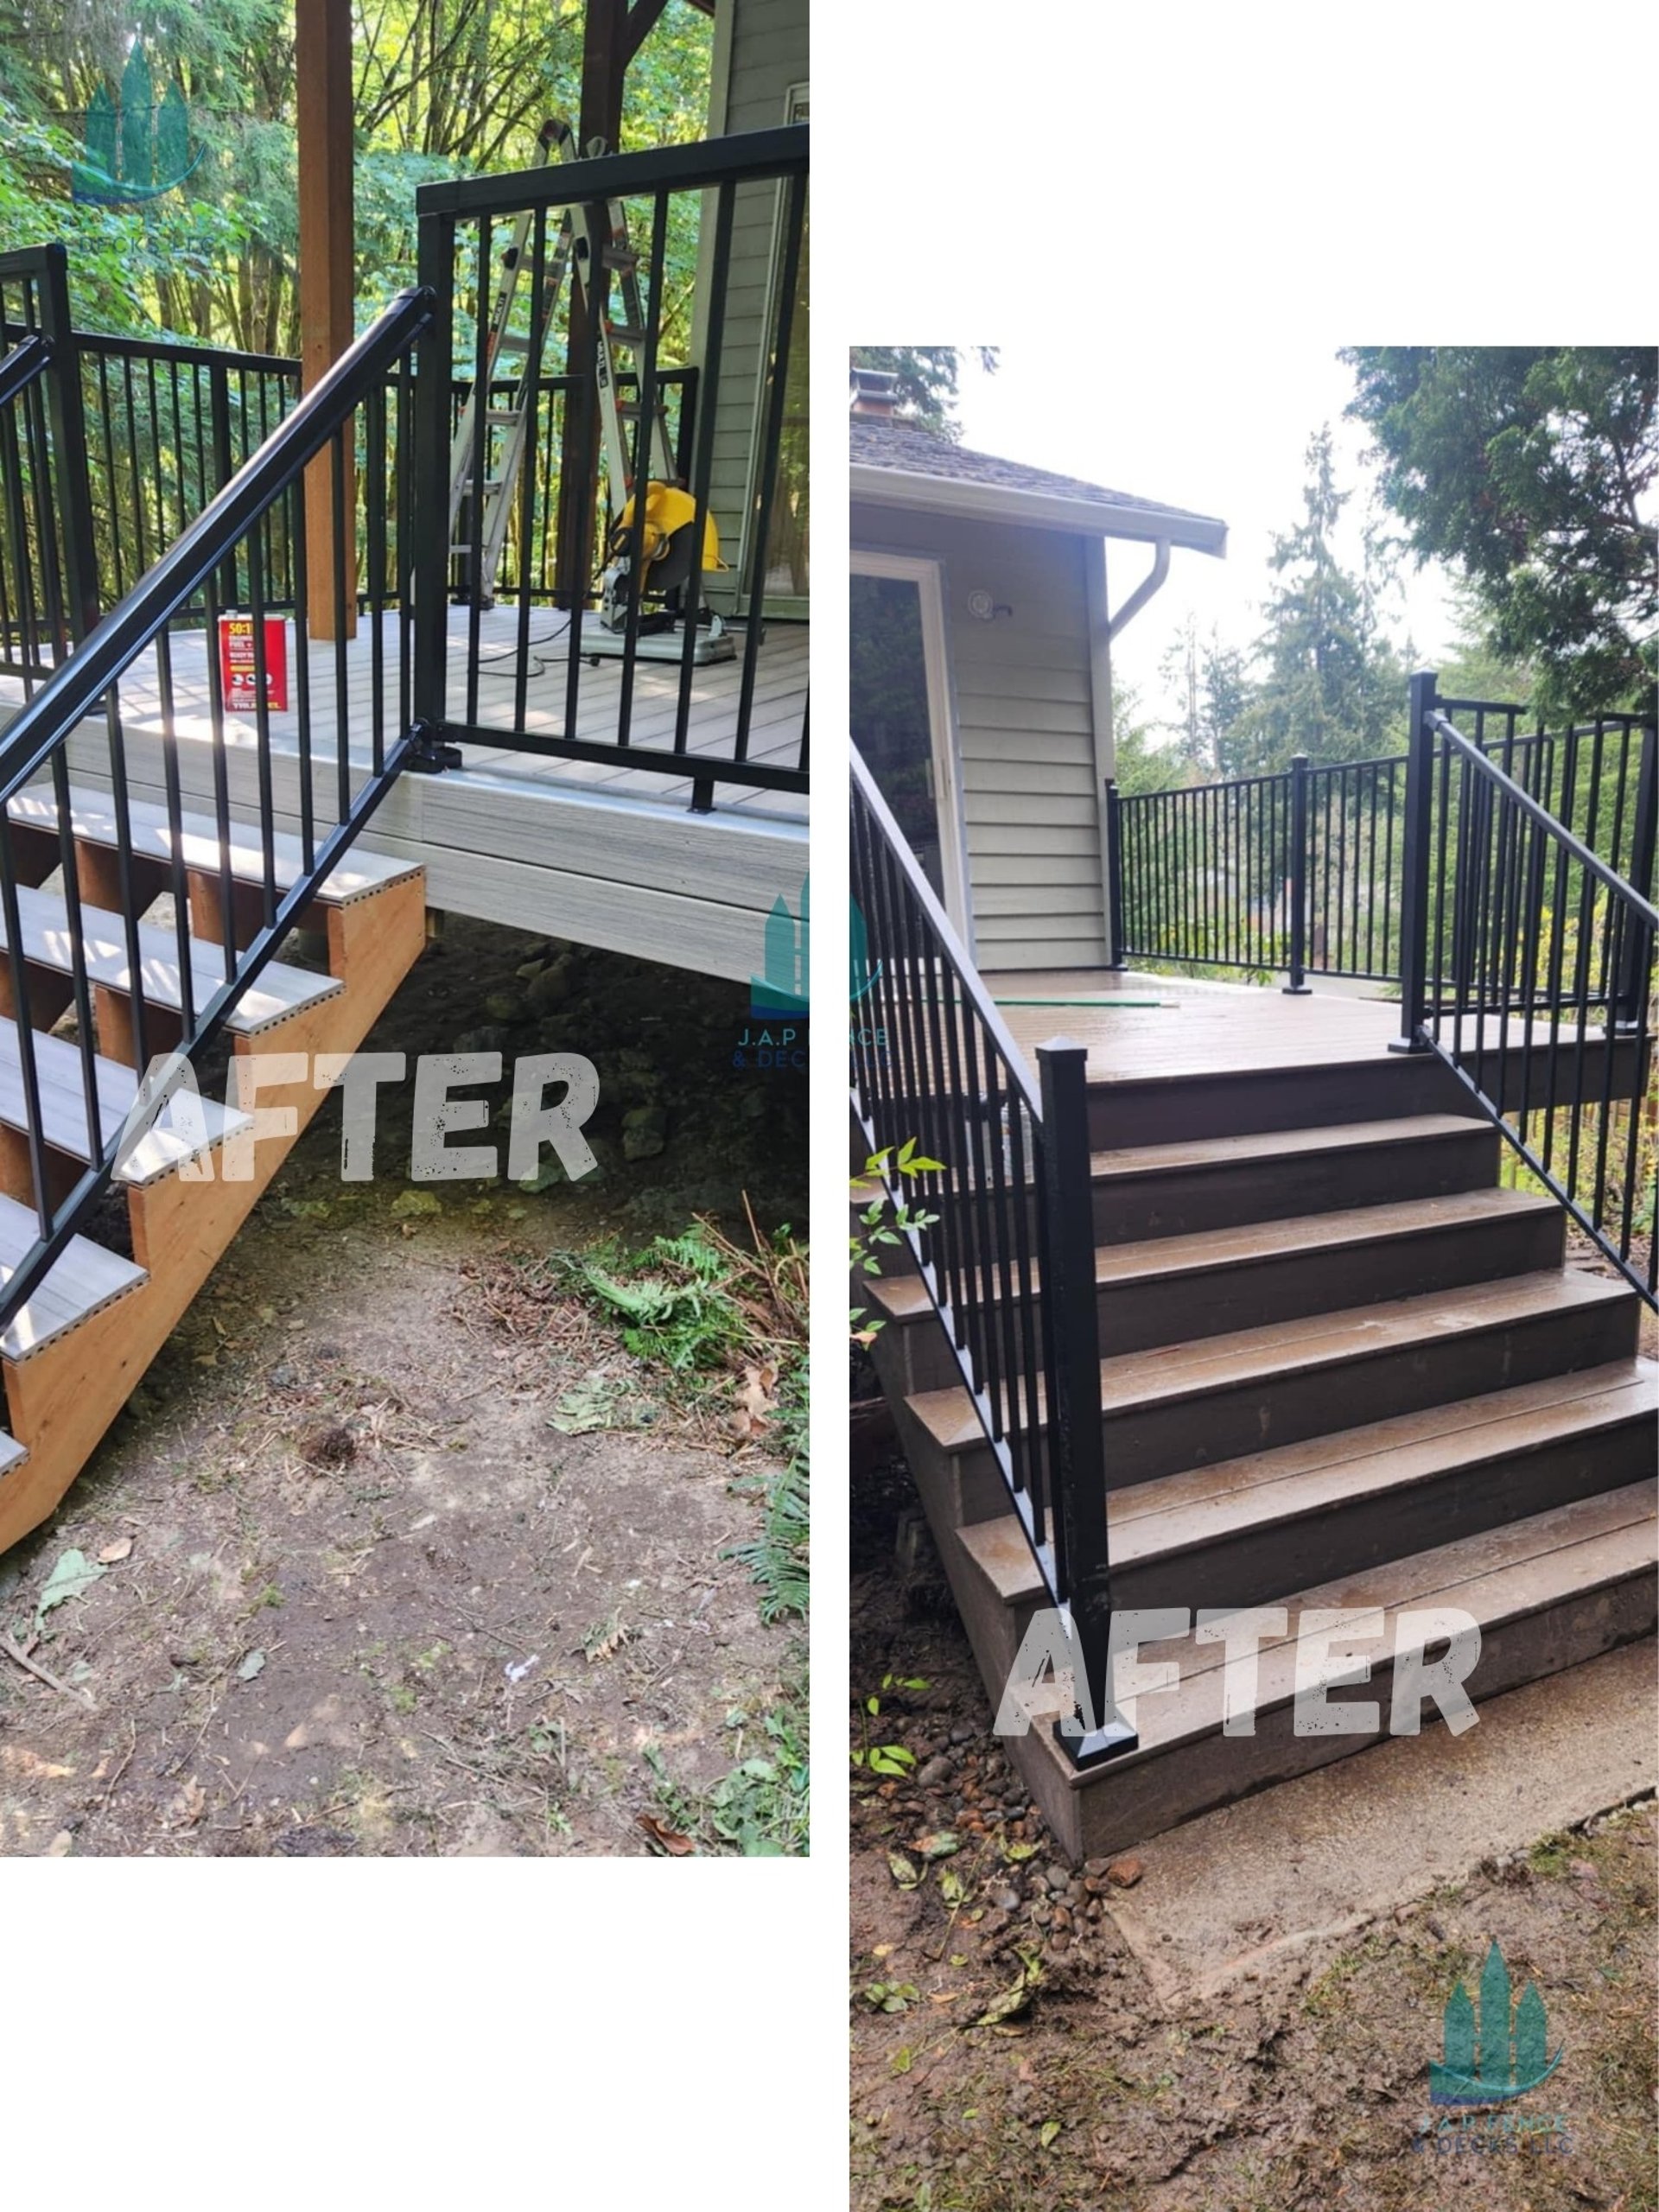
[849,460,1227,557]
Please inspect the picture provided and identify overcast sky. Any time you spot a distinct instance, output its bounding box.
[953,343,1467,735]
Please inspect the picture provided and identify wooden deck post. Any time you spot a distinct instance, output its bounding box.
[296,0,356,641]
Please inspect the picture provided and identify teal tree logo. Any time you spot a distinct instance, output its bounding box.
[752,877,808,1018]
[1428,1941,1562,2105]
[73,42,204,205]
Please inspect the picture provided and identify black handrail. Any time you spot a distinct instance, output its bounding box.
[0,289,432,803]
[1395,673,1656,1306]
[0,284,433,1336]
[851,741,1133,1767]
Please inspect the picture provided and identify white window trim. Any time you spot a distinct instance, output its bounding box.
[850,547,971,942]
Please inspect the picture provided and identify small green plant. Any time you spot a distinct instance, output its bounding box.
[568,1225,747,1372]
[726,1357,809,1620]
[851,1139,942,1343]
[851,1673,929,1777]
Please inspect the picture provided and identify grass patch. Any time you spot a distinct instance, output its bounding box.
[563,1206,810,1620]
[644,1647,808,1857]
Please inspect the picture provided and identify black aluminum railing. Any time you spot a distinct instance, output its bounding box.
[1395,673,1656,1305]
[413,124,808,810]
[2,316,696,624]
[1113,703,1653,995]
[0,284,432,1337]
[0,246,96,688]
[852,743,1132,1768]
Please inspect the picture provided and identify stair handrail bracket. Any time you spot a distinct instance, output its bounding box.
[850,744,1136,1770]
[0,284,434,1337]
[1396,673,1657,1306]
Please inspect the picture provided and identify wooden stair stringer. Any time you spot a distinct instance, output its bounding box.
[0,868,425,1552]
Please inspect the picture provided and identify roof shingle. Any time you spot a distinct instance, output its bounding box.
[849,412,1222,529]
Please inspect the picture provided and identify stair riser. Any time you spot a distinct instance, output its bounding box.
[1057,1571,1657,1865]
[1088,1058,1457,1149]
[868,1122,1503,1275]
[1109,1413,1659,1616]
[881,1207,1569,1394]
[943,1503,1658,1866]
[1089,1125,1502,1243]
[1103,1295,1642,1488]
[1096,1210,1567,1357]
[1089,1041,1639,1151]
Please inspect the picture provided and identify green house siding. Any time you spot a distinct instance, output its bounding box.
[696,0,806,610]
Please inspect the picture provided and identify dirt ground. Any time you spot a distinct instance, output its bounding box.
[849,1453,1657,2212]
[0,913,808,1856]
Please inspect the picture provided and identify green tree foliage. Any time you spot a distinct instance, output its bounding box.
[1159,613,1251,779]
[849,346,998,438]
[0,0,712,348]
[1230,424,1406,772]
[1342,346,1658,716]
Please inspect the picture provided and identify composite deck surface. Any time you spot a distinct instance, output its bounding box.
[0,609,808,978]
[983,968,1402,1083]
[0,605,808,822]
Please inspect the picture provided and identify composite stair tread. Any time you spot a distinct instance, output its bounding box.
[867,1187,1558,1320]
[1087,1112,1490,1181]
[906,1269,1634,1450]
[0,1429,23,1478]
[1,881,341,1033]
[977,1478,1658,1767]
[957,1359,1659,1599]
[0,1011,249,1184]
[0,1187,146,1361]
[9,784,421,906]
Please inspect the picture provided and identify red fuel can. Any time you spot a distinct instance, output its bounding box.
[217,612,289,713]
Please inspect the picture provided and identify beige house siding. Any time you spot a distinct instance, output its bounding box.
[852,499,1112,971]
[696,0,806,605]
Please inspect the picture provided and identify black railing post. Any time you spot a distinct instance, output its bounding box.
[34,244,99,645]
[1103,778,1128,969]
[1284,751,1313,994]
[1389,669,1438,1052]
[1615,721,1656,1029]
[1034,1039,1136,1770]
[408,207,461,773]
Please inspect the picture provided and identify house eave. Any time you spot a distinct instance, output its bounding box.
[850,461,1228,556]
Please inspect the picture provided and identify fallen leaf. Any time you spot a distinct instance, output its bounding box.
[637,1812,694,1856]
[0,1747,75,1781]
[976,1961,1042,2029]
[45,1830,73,1857]
[912,1830,960,1859]
[887,1850,922,1890]
[167,1777,207,1829]
[96,1538,134,1565]
[1039,2120,1062,2149]
[32,1548,106,1637]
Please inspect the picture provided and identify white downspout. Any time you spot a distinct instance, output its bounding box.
[1106,537,1172,641]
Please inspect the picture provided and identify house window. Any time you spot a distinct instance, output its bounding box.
[850,550,969,937]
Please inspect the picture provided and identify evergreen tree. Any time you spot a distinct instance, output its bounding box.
[1234,425,1405,772]
[1343,346,1657,716]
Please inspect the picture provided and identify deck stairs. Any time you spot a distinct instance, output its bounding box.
[859,1048,1658,1862]
[0,784,424,1554]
